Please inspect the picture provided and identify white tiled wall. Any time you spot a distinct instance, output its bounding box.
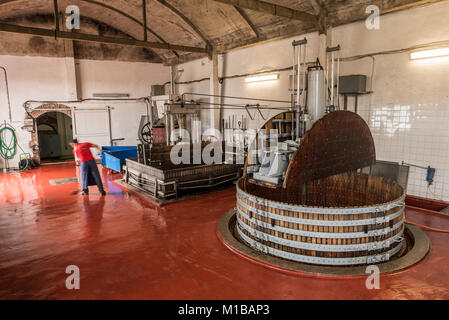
[356,101,449,201]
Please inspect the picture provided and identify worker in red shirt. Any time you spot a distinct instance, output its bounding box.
[70,139,106,196]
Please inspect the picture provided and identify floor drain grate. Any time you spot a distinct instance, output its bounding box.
[49,177,79,186]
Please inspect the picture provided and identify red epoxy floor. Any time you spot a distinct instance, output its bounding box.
[1,163,449,299]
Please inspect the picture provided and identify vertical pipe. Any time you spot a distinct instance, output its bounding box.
[330,51,335,106]
[191,115,195,144]
[53,0,60,32]
[165,113,170,145]
[169,113,175,144]
[302,44,307,108]
[169,66,174,95]
[336,53,340,109]
[291,46,296,139]
[296,46,301,107]
[107,106,113,146]
[0,67,12,122]
[148,99,153,125]
[296,45,301,139]
[142,0,148,41]
[326,51,330,106]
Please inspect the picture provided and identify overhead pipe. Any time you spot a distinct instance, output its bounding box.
[23,97,151,119]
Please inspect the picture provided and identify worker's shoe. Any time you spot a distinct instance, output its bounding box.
[80,190,89,195]
[100,190,106,196]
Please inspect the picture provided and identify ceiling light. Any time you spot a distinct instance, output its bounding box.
[410,47,449,60]
[93,93,130,98]
[245,73,279,83]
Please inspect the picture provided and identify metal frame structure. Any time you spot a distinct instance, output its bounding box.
[125,158,243,199]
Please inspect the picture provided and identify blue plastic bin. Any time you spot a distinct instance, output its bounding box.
[101,146,138,173]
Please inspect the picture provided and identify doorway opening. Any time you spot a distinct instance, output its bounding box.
[36,111,74,163]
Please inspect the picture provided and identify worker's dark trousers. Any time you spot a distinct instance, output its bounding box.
[80,160,104,193]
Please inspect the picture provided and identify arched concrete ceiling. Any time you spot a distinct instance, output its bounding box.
[0,0,444,65]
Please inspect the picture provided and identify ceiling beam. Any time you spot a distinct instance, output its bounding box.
[307,0,327,34]
[0,0,179,58]
[233,5,259,39]
[82,0,178,57]
[380,0,443,14]
[0,22,208,53]
[212,0,317,24]
[155,0,212,50]
[308,0,322,15]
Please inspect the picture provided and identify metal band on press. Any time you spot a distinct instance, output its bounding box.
[237,197,404,227]
[237,214,404,252]
[236,207,405,239]
[237,185,405,215]
[237,225,403,266]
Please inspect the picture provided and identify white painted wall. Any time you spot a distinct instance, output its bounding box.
[176,1,449,201]
[0,56,169,169]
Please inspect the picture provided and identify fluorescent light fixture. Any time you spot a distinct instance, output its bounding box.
[410,47,449,60]
[93,93,130,98]
[245,73,279,83]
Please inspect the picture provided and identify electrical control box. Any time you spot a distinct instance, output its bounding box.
[339,75,367,94]
[151,85,166,96]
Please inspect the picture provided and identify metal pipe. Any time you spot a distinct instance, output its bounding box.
[169,113,175,145]
[293,38,307,139]
[292,45,296,104]
[331,51,335,106]
[302,44,307,108]
[296,46,301,107]
[296,43,301,139]
[27,108,72,111]
[336,52,340,109]
[325,52,329,106]
[181,92,290,104]
[142,0,148,41]
[296,45,301,140]
[291,45,296,139]
[290,45,296,137]
[401,161,428,170]
[1,67,12,122]
[170,66,175,95]
[165,114,170,145]
[53,0,60,32]
[107,106,113,146]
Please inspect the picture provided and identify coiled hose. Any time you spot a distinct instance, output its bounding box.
[0,124,28,172]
